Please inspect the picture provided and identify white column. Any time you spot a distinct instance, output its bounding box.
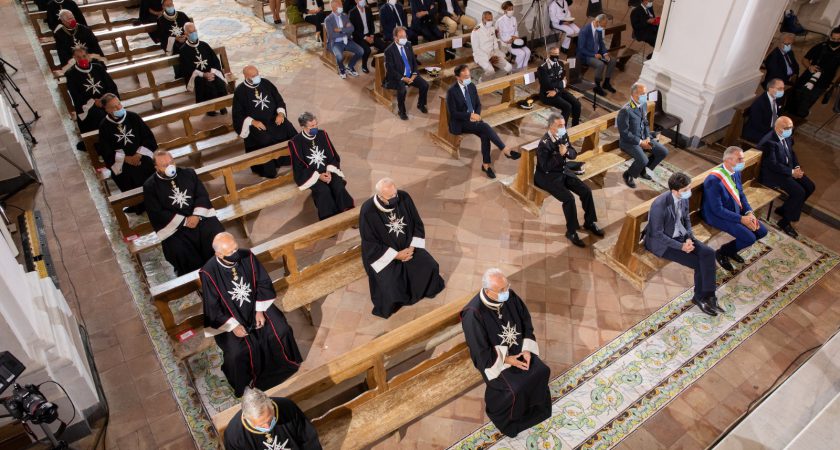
[638,0,789,147]
[791,0,840,36]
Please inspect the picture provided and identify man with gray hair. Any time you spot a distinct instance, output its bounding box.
[224,387,321,449]
[53,9,103,70]
[616,81,668,188]
[762,33,799,87]
[46,1,87,34]
[577,14,618,96]
[359,178,444,318]
[461,268,551,437]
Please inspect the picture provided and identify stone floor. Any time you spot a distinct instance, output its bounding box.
[1,0,838,448]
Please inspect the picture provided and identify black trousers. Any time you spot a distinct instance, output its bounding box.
[534,172,596,234]
[393,77,429,114]
[541,91,581,125]
[459,121,505,164]
[303,12,328,33]
[775,174,815,224]
[353,35,387,69]
[661,240,716,301]
[412,21,442,42]
[310,176,354,220]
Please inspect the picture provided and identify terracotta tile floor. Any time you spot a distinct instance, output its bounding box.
[2,0,838,448]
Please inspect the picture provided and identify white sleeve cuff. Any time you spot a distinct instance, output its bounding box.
[326,164,345,178]
[204,317,240,337]
[484,345,510,381]
[192,207,216,218]
[156,213,185,240]
[255,299,274,312]
[522,338,540,356]
[112,150,126,175]
[298,171,321,191]
[211,68,225,82]
[410,236,426,248]
[187,69,202,92]
[77,99,96,121]
[239,116,254,138]
[137,146,154,159]
[370,247,398,273]
[166,36,176,54]
[276,107,286,117]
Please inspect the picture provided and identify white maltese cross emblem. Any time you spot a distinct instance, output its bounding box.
[385,212,406,237]
[306,145,326,169]
[228,278,252,308]
[115,126,134,145]
[252,92,270,111]
[498,322,520,347]
[169,185,191,208]
[83,74,102,95]
[194,52,208,71]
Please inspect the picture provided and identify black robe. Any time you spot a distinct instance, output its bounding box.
[289,130,354,220]
[138,0,163,24]
[461,290,552,437]
[178,40,228,103]
[97,112,157,192]
[45,0,87,33]
[65,61,118,133]
[156,10,192,55]
[54,24,104,69]
[359,191,444,318]
[223,397,322,450]
[232,79,296,178]
[199,251,303,397]
[143,168,225,276]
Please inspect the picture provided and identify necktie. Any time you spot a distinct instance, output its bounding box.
[673,201,688,238]
[393,5,403,26]
[463,85,474,113]
[400,46,411,77]
[783,52,793,76]
[770,99,778,127]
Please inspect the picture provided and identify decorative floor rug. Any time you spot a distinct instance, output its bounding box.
[449,228,839,450]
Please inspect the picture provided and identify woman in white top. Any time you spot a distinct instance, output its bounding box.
[548,0,579,47]
[496,1,531,70]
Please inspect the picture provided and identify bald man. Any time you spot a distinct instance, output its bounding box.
[178,23,229,113]
[199,233,303,397]
[233,66,296,178]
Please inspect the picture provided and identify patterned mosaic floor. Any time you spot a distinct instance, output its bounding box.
[449,229,839,449]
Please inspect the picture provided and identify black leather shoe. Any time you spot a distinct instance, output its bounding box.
[206,111,219,117]
[622,171,636,188]
[219,108,228,115]
[602,81,617,93]
[715,251,734,272]
[418,105,428,114]
[504,150,521,160]
[706,295,725,314]
[729,253,745,264]
[566,232,586,248]
[76,142,86,152]
[584,223,605,237]
[481,166,496,179]
[398,112,409,121]
[774,206,785,217]
[692,298,717,316]
[361,66,370,73]
[778,220,799,238]
[639,170,652,180]
[593,85,607,96]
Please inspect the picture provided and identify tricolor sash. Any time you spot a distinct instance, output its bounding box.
[709,165,742,210]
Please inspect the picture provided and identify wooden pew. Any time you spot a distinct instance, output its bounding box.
[212,293,482,450]
[149,207,365,341]
[719,86,791,149]
[22,0,112,13]
[41,23,160,73]
[428,69,546,159]
[29,0,135,40]
[593,149,780,291]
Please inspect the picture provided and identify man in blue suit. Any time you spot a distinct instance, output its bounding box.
[617,82,669,188]
[409,0,443,43]
[758,116,815,238]
[762,34,799,87]
[702,147,767,272]
[644,172,719,316]
[379,0,418,44]
[577,15,617,96]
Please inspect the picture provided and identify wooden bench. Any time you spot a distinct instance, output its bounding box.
[150,207,365,341]
[593,149,780,291]
[42,23,160,74]
[212,293,482,450]
[29,0,135,40]
[427,69,546,159]
[719,85,791,149]
[22,0,113,13]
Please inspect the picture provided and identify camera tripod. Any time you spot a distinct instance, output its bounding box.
[522,0,550,60]
[0,55,40,145]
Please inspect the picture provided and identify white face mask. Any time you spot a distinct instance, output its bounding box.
[505,10,514,16]
[164,164,177,178]
[388,0,396,5]
[398,37,408,45]
[335,6,343,13]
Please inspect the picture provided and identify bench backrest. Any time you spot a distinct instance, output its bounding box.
[42,23,159,71]
[29,0,134,39]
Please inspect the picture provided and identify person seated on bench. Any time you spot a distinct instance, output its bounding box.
[702,146,767,272]
[437,0,476,36]
[758,116,815,238]
[535,114,604,247]
[178,23,229,115]
[741,78,784,144]
[497,2,530,71]
[224,388,321,450]
[446,64,520,179]
[233,65,297,179]
[538,46,581,126]
[289,112,355,220]
[325,0,365,79]
[383,26,430,121]
[472,11,512,80]
[360,178,445,318]
[410,0,443,43]
[65,48,118,149]
[98,93,157,210]
[54,10,103,71]
[617,82,669,189]
[630,0,659,49]
[380,0,418,44]
[461,268,551,438]
[578,14,617,96]
[548,0,578,48]
[349,0,387,74]
[298,0,329,39]
[762,33,799,88]
[643,172,720,317]
[46,0,87,34]
[200,232,303,397]
[156,0,192,56]
[144,150,225,276]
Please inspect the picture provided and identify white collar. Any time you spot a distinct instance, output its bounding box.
[215,256,236,268]
[372,194,394,213]
[155,171,177,181]
[163,10,178,21]
[301,130,317,141]
[74,63,92,74]
[479,289,503,311]
[186,38,199,47]
[244,79,261,89]
[105,113,127,125]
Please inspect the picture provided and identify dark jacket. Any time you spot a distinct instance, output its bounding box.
[577,21,607,61]
[763,47,799,86]
[536,59,566,98]
[296,0,325,15]
[383,42,418,88]
[535,132,578,177]
[758,130,798,189]
[436,0,463,17]
[741,92,781,144]
[349,5,377,39]
[630,5,657,43]
[644,191,694,257]
[445,81,481,135]
[616,100,650,149]
[379,2,410,40]
[409,0,437,25]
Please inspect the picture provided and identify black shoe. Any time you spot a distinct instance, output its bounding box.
[622,171,636,188]
[774,206,785,217]
[602,80,617,93]
[274,18,282,24]
[76,142,86,152]
[715,251,734,272]
[778,220,799,238]
[692,297,718,316]
[398,112,409,121]
[206,111,219,117]
[639,170,652,180]
[584,223,605,237]
[481,166,496,179]
[504,150,521,160]
[729,253,745,264]
[706,295,725,314]
[593,85,607,96]
[219,108,228,115]
[418,105,428,114]
[362,66,369,73]
[566,232,586,247]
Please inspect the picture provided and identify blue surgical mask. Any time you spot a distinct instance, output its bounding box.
[358,0,365,5]
[253,417,277,433]
[556,127,567,138]
[774,90,784,99]
[250,75,261,85]
[188,31,198,42]
[462,78,472,86]
[781,129,792,138]
[336,7,343,13]
[164,6,175,15]
[595,26,604,32]
[783,44,791,53]
[496,290,510,302]
[733,162,745,172]
[637,94,648,105]
[308,127,318,136]
[679,190,691,200]
[113,108,126,119]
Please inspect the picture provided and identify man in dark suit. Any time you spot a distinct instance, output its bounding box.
[446,64,520,179]
[383,27,429,120]
[758,116,815,238]
[380,0,418,43]
[537,46,581,126]
[577,15,617,96]
[409,0,443,42]
[535,114,604,247]
[702,146,767,271]
[741,78,784,144]
[762,34,799,87]
[298,0,329,36]
[630,0,658,47]
[349,0,387,73]
[617,82,669,188]
[644,172,719,316]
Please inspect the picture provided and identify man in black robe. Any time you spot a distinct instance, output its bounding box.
[360,178,445,318]
[138,0,163,26]
[461,268,551,438]
[200,232,303,397]
[54,10,104,71]
[224,387,321,450]
[289,112,354,220]
[156,0,192,55]
[233,65,296,179]
[144,150,225,276]
[178,23,229,114]
[65,47,117,149]
[46,0,87,34]
[98,94,157,201]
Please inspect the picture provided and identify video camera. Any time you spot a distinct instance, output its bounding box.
[1,351,58,424]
